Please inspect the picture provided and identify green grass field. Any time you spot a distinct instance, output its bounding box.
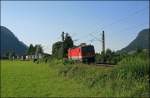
[1,54,149,97]
[1,60,101,97]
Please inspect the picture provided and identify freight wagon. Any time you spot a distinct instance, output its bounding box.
[68,45,95,63]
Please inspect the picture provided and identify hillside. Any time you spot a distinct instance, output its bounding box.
[0,26,28,57]
[121,28,149,52]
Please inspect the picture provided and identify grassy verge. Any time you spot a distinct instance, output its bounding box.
[52,52,150,97]
[1,52,149,97]
[1,60,97,97]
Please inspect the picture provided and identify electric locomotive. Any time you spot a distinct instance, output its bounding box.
[68,44,95,63]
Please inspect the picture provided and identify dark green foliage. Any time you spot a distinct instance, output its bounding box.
[27,44,34,55]
[116,57,149,78]
[96,48,127,64]
[38,54,53,63]
[35,44,43,54]
[52,33,73,59]
[63,33,74,57]
[95,53,101,63]
[105,49,114,63]
[27,44,43,55]
[95,49,114,64]
[52,41,63,59]
[109,52,148,79]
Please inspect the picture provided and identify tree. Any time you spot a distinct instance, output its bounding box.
[27,44,34,55]
[64,33,74,57]
[52,41,63,59]
[39,45,43,54]
[52,33,74,59]
[27,44,43,55]
[100,48,114,64]
[35,45,43,54]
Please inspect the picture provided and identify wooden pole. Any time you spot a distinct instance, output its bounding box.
[102,31,105,54]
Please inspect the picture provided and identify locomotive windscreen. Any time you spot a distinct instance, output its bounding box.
[81,45,95,58]
[81,46,95,52]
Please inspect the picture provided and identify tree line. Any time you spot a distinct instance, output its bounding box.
[3,44,43,59]
[27,44,43,55]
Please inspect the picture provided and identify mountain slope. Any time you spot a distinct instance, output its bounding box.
[121,28,149,52]
[0,26,28,57]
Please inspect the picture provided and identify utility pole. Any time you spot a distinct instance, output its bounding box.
[89,30,106,63]
[102,31,105,54]
[90,30,105,54]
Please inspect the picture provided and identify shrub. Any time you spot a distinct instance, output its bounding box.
[113,53,149,79]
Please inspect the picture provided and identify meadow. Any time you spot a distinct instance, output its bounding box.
[1,52,149,97]
[1,60,96,97]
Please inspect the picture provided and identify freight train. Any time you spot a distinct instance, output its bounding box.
[68,44,95,63]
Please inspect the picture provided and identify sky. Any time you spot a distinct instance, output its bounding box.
[1,1,149,54]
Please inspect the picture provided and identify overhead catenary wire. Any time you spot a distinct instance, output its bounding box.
[100,7,148,30]
[89,7,148,42]
[89,22,148,43]
[115,22,148,33]
[88,22,148,53]
[89,7,148,37]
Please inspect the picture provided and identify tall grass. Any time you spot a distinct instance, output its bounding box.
[56,52,149,97]
[113,55,149,79]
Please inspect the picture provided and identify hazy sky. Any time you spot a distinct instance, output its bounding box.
[1,1,149,54]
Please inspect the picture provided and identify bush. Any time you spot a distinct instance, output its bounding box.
[112,52,149,79]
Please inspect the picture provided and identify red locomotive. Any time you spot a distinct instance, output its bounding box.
[68,44,95,63]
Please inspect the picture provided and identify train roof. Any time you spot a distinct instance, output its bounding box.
[69,44,94,49]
